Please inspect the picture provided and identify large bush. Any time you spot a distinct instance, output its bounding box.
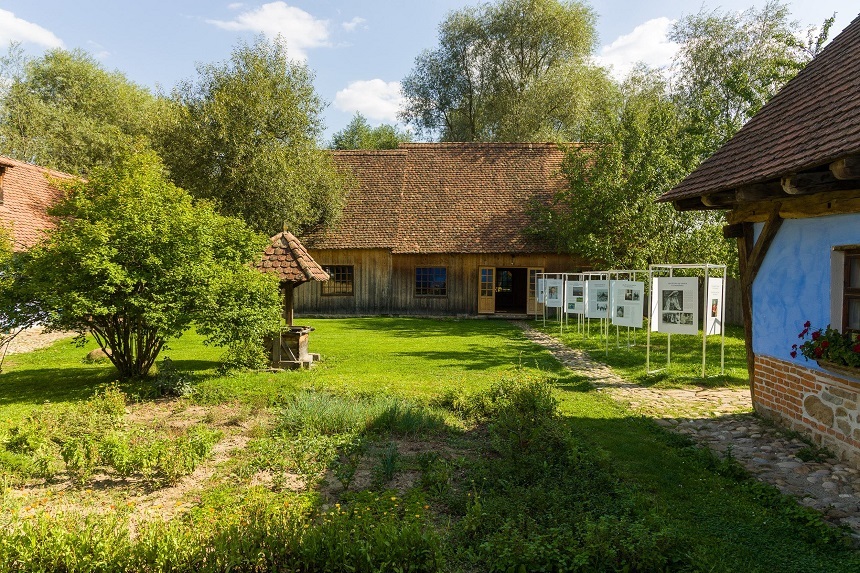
[15,149,281,379]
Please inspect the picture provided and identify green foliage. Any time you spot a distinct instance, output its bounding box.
[0,47,163,175]
[153,357,193,398]
[670,1,834,163]
[400,0,611,141]
[16,149,281,379]
[530,71,736,271]
[0,488,444,572]
[159,37,352,236]
[371,442,402,487]
[330,112,412,149]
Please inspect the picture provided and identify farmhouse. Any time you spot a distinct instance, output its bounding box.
[0,155,68,250]
[295,142,589,317]
[659,14,860,465]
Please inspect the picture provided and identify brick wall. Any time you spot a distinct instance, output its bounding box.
[755,355,860,466]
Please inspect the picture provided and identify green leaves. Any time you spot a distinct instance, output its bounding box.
[400,0,608,141]
[330,113,411,150]
[158,37,351,236]
[17,149,281,379]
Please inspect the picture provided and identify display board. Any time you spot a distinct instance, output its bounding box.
[611,280,644,328]
[545,279,564,308]
[537,278,546,304]
[585,280,609,318]
[706,277,723,335]
[650,277,698,335]
[565,280,585,315]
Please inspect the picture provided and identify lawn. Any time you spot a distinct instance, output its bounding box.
[0,318,857,572]
[534,316,750,388]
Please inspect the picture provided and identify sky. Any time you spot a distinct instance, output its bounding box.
[0,1,857,142]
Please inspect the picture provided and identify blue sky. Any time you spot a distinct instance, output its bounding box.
[1,1,856,142]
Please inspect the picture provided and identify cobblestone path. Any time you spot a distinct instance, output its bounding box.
[516,322,860,538]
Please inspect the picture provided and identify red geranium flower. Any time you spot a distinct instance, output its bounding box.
[811,331,820,341]
[804,320,811,328]
[853,343,860,353]
[821,340,830,349]
[814,347,824,357]
[790,350,798,358]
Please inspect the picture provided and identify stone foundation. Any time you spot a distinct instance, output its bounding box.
[754,355,860,467]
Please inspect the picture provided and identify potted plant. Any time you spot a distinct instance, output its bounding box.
[793,321,860,379]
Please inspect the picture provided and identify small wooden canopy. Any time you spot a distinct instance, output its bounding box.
[259,231,329,285]
[258,231,328,325]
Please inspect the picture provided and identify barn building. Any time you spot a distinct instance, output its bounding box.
[659,15,860,465]
[295,143,589,317]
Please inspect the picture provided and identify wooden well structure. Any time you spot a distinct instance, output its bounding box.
[258,231,329,369]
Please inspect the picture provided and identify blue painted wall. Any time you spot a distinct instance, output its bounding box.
[753,213,860,370]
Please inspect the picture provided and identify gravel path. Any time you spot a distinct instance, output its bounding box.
[516,321,860,538]
[4,327,75,355]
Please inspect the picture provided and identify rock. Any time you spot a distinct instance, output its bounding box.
[803,395,834,427]
[777,461,802,470]
[84,348,111,363]
[821,481,839,491]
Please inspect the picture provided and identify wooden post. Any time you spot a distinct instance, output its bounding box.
[281,283,294,326]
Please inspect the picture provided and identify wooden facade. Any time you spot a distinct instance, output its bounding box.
[294,249,588,316]
[297,143,590,317]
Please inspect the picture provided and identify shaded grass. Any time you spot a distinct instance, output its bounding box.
[535,318,749,388]
[0,318,858,571]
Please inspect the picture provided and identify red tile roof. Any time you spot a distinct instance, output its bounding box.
[659,13,860,203]
[302,142,569,254]
[258,231,330,283]
[0,155,71,251]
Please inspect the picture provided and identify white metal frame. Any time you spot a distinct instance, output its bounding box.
[646,263,727,378]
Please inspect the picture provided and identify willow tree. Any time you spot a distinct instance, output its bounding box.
[400,0,611,141]
[159,37,350,236]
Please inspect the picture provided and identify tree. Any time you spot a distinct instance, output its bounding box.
[0,48,162,175]
[330,113,411,150]
[670,1,834,162]
[159,37,351,236]
[529,71,735,271]
[399,0,611,141]
[16,149,281,380]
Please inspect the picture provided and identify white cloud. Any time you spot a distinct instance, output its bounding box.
[0,9,63,48]
[334,79,403,123]
[595,17,679,80]
[207,2,329,61]
[342,17,366,32]
[87,40,110,60]
[227,3,244,9]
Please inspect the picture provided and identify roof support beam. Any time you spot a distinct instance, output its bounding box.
[735,181,784,203]
[700,191,735,208]
[782,171,860,195]
[831,154,860,180]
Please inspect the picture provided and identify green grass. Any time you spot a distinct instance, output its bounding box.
[0,318,858,572]
[535,317,750,388]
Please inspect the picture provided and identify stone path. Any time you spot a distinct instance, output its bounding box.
[3,327,75,356]
[516,322,860,538]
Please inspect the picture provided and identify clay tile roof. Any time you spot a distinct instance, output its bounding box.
[659,14,860,203]
[0,155,73,251]
[301,142,569,254]
[258,231,330,284]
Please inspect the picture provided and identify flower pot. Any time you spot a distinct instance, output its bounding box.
[816,359,860,382]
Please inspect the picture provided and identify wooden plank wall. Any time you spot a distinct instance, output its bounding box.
[293,248,589,316]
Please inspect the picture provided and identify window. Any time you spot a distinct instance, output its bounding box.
[322,265,354,296]
[415,267,447,297]
[845,250,860,332]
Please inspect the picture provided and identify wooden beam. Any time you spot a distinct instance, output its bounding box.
[831,154,860,180]
[701,191,735,208]
[722,222,745,239]
[736,181,784,203]
[727,188,860,224]
[744,205,783,291]
[782,171,860,195]
[737,222,756,405]
[673,197,725,211]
